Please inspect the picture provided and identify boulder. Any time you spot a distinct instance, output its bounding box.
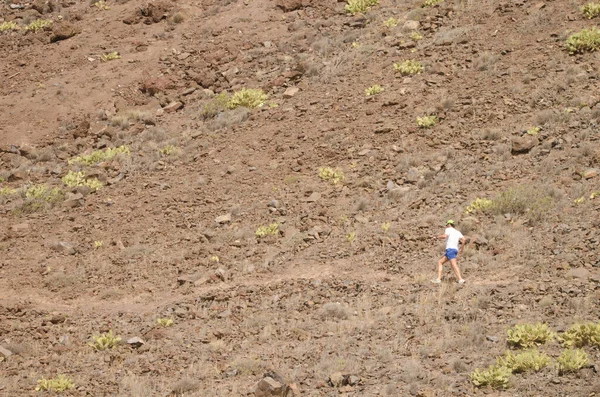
[511,136,538,154]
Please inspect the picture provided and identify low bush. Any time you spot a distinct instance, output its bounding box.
[17,185,64,213]
[35,374,74,392]
[470,364,511,389]
[581,2,600,19]
[345,0,379,14]
[496,349,550,373]
[89,330,121,351]
[383,17,398,28]
[69,146,130,166]
[565,27,600,54]
[560,323,600,348]
[465,198,493,214]
[255,223,279,238]
[318,167,344,184]
[423,0,444,7]
[25,19,52,32]
[157,318,174,327]
[416,115,437,128]
[557,349,589,374]
[490,185,554,223]
[201,92,229,119]
[507,323,554,348]
[227,88,268,109]
[101,52,121,62]
[62,171,103,190]
[0,21,20,32]
[365,84,384,96]
[394,60,423,75]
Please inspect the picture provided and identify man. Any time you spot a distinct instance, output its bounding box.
[431,220,467,284]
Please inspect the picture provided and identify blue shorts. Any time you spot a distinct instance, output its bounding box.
[445,249,458,260]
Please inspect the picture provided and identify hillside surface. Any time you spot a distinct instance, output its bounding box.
[1,0,600,395]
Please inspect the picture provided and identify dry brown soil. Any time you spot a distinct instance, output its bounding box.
[1,0,600,396]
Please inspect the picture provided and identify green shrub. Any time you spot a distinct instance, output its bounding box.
[318,167,344,184]
[69,146,130,166]
[565,27,600,54]
[35,374,74,392]
[394,60,423,75]
[410,32,423,41]
[159,145,177,156]
[0,187,18,195]
[16,185,64,213]
[201,92,229,119]
[157,318,174,327]
[345,0,379,14]
[507,323,554,348]
[101,52,120,62]
[227,88,268,109]
[423,0,444,6]
[497,349,550,373]
[490,185,554,223]
[558,349,589,374]
[89,330,121,351]
[255,223,279,238]
[470,364,511,389]
[365,84,384,96]
[25,19,52,32]
[0,21,20,32]
[416,115,437,128]
[582,3,600,19]
[465,197,493,214]
[62,171,103,190]
[383,17,398,28]
[526,126,540,135]
[560,323,600,348]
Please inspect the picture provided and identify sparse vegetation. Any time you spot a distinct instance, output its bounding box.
[159,145,177,156]
[157,318,174,327]
[94,240,103,249]
[410,31,423,41]
[557,349,589,374]
[526,126,540,135]
[0,187,18,195]
[470,365,511,389]
[465,198,493,214]
[416,115,437,128]
[227,88,268,109]
[581,2,600,19]
[394,60,423,75]
[89,330,121,351]
[35,374,75,392]
[365,84,384,96]
[383,17,398,28]
[559,323,600,348]
[20,185,64,212]
[255,223,279,238]
[345,0,379,15]
[0,21,20,32]
[110,111,152,128]
[507,323,554,348]
[565,27,600,54]
[69,146,130,166]
[423,0,444,7]
[25,19,52,32]
[93,0,110,10]
[381,222,391,233]
[490,186,554,223]
[102,52,121,62]
[62,171,103,190]
[496,349,551,373]
[346,231,356,243]
[318,167,345,184]
[202,92,229,119]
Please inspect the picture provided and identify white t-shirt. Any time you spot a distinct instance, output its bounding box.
[445,227,464,250]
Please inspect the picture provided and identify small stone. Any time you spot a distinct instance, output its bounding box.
[374,126,394,134]
[551,378,561,384]
[126,337,145,348]
[283,87,299,99]
[63,193,84,208]
[163,101,183,113]
[305,192,321,202]
[253,376,286,397]
[50,21,80,43]
[328,372,345,387]
[0,346,13,359]
[215,213,232,224]
[583,168,598,179]
[347,376,360,386]
[403,20,420,30]
[267,199,279,208]
[511,136,538,154]
[10,223,30,232]
[567,267,590,279]
[50,242,76,255]
[486,335,499,343]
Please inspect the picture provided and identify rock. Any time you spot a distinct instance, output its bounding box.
[388,186,410,200]
[583,168,598,179]
[374,126,394,134]
[347,376,360,386]
[567,267,590,279]
[49,242,76,255]
[305,192,321,202]
[0,346,13,359]
[275,0,312,11]
[8,170,27,181]
[215,213,232,224]
[406,167,420,183]
[63,193,84,208]
[328,372,345,387]
[126,337,145,348]
[511,136,538,154]
[253,376,286,397]
[163,101,183,113]
[10,223,30,232]
[283,87,299,99]
[486,335,499,343]
[403,20,420,31]
[50,22,80,43]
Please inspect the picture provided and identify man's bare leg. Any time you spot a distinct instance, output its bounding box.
[436,256,448,280]
[449,258,463,281]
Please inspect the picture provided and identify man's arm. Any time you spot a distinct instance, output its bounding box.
[459,236,469,253]
[435,234,448,239]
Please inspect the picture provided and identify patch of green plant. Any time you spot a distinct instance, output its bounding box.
[346,231,356,243]
[255,223,279,238]
[0,21,20,32]
[15,185,64,213]
[227,88,268,109]
[0,187,18,195]
[410,31,423,40]
[159,145,177,156]
[101,52,121,61]
[582,2,600,19]
[526,126,540,135]
[507,323,554,348]
[394,60,423,75]
[25,19,52,32]
[157,318,174,327]
[35,374,75,392]
[383,17,398,28]
[381,222,391,233]
[558,348,589,374]
[69,145,130,166]
[365,84,384,96]
[565,27,600,54]
[465,197,493,214]
[318,167,345,184]
[490,186,554,223]
[201,92,229,119]
[89,330,121,351]
[423,0,444,6]
[559,323,600,348]
[345,0,379,15]
[94,0,110,9]
[496,349,550,373]
[62,171,103,190]
[470,364,511,389]
[416,115,437,128]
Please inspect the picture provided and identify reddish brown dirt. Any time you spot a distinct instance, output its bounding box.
[1,0,600,396]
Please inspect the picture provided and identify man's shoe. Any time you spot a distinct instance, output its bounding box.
[430,279,441,284]
[458,279,466,285]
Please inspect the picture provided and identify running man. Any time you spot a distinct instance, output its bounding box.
[431,220,467,284]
